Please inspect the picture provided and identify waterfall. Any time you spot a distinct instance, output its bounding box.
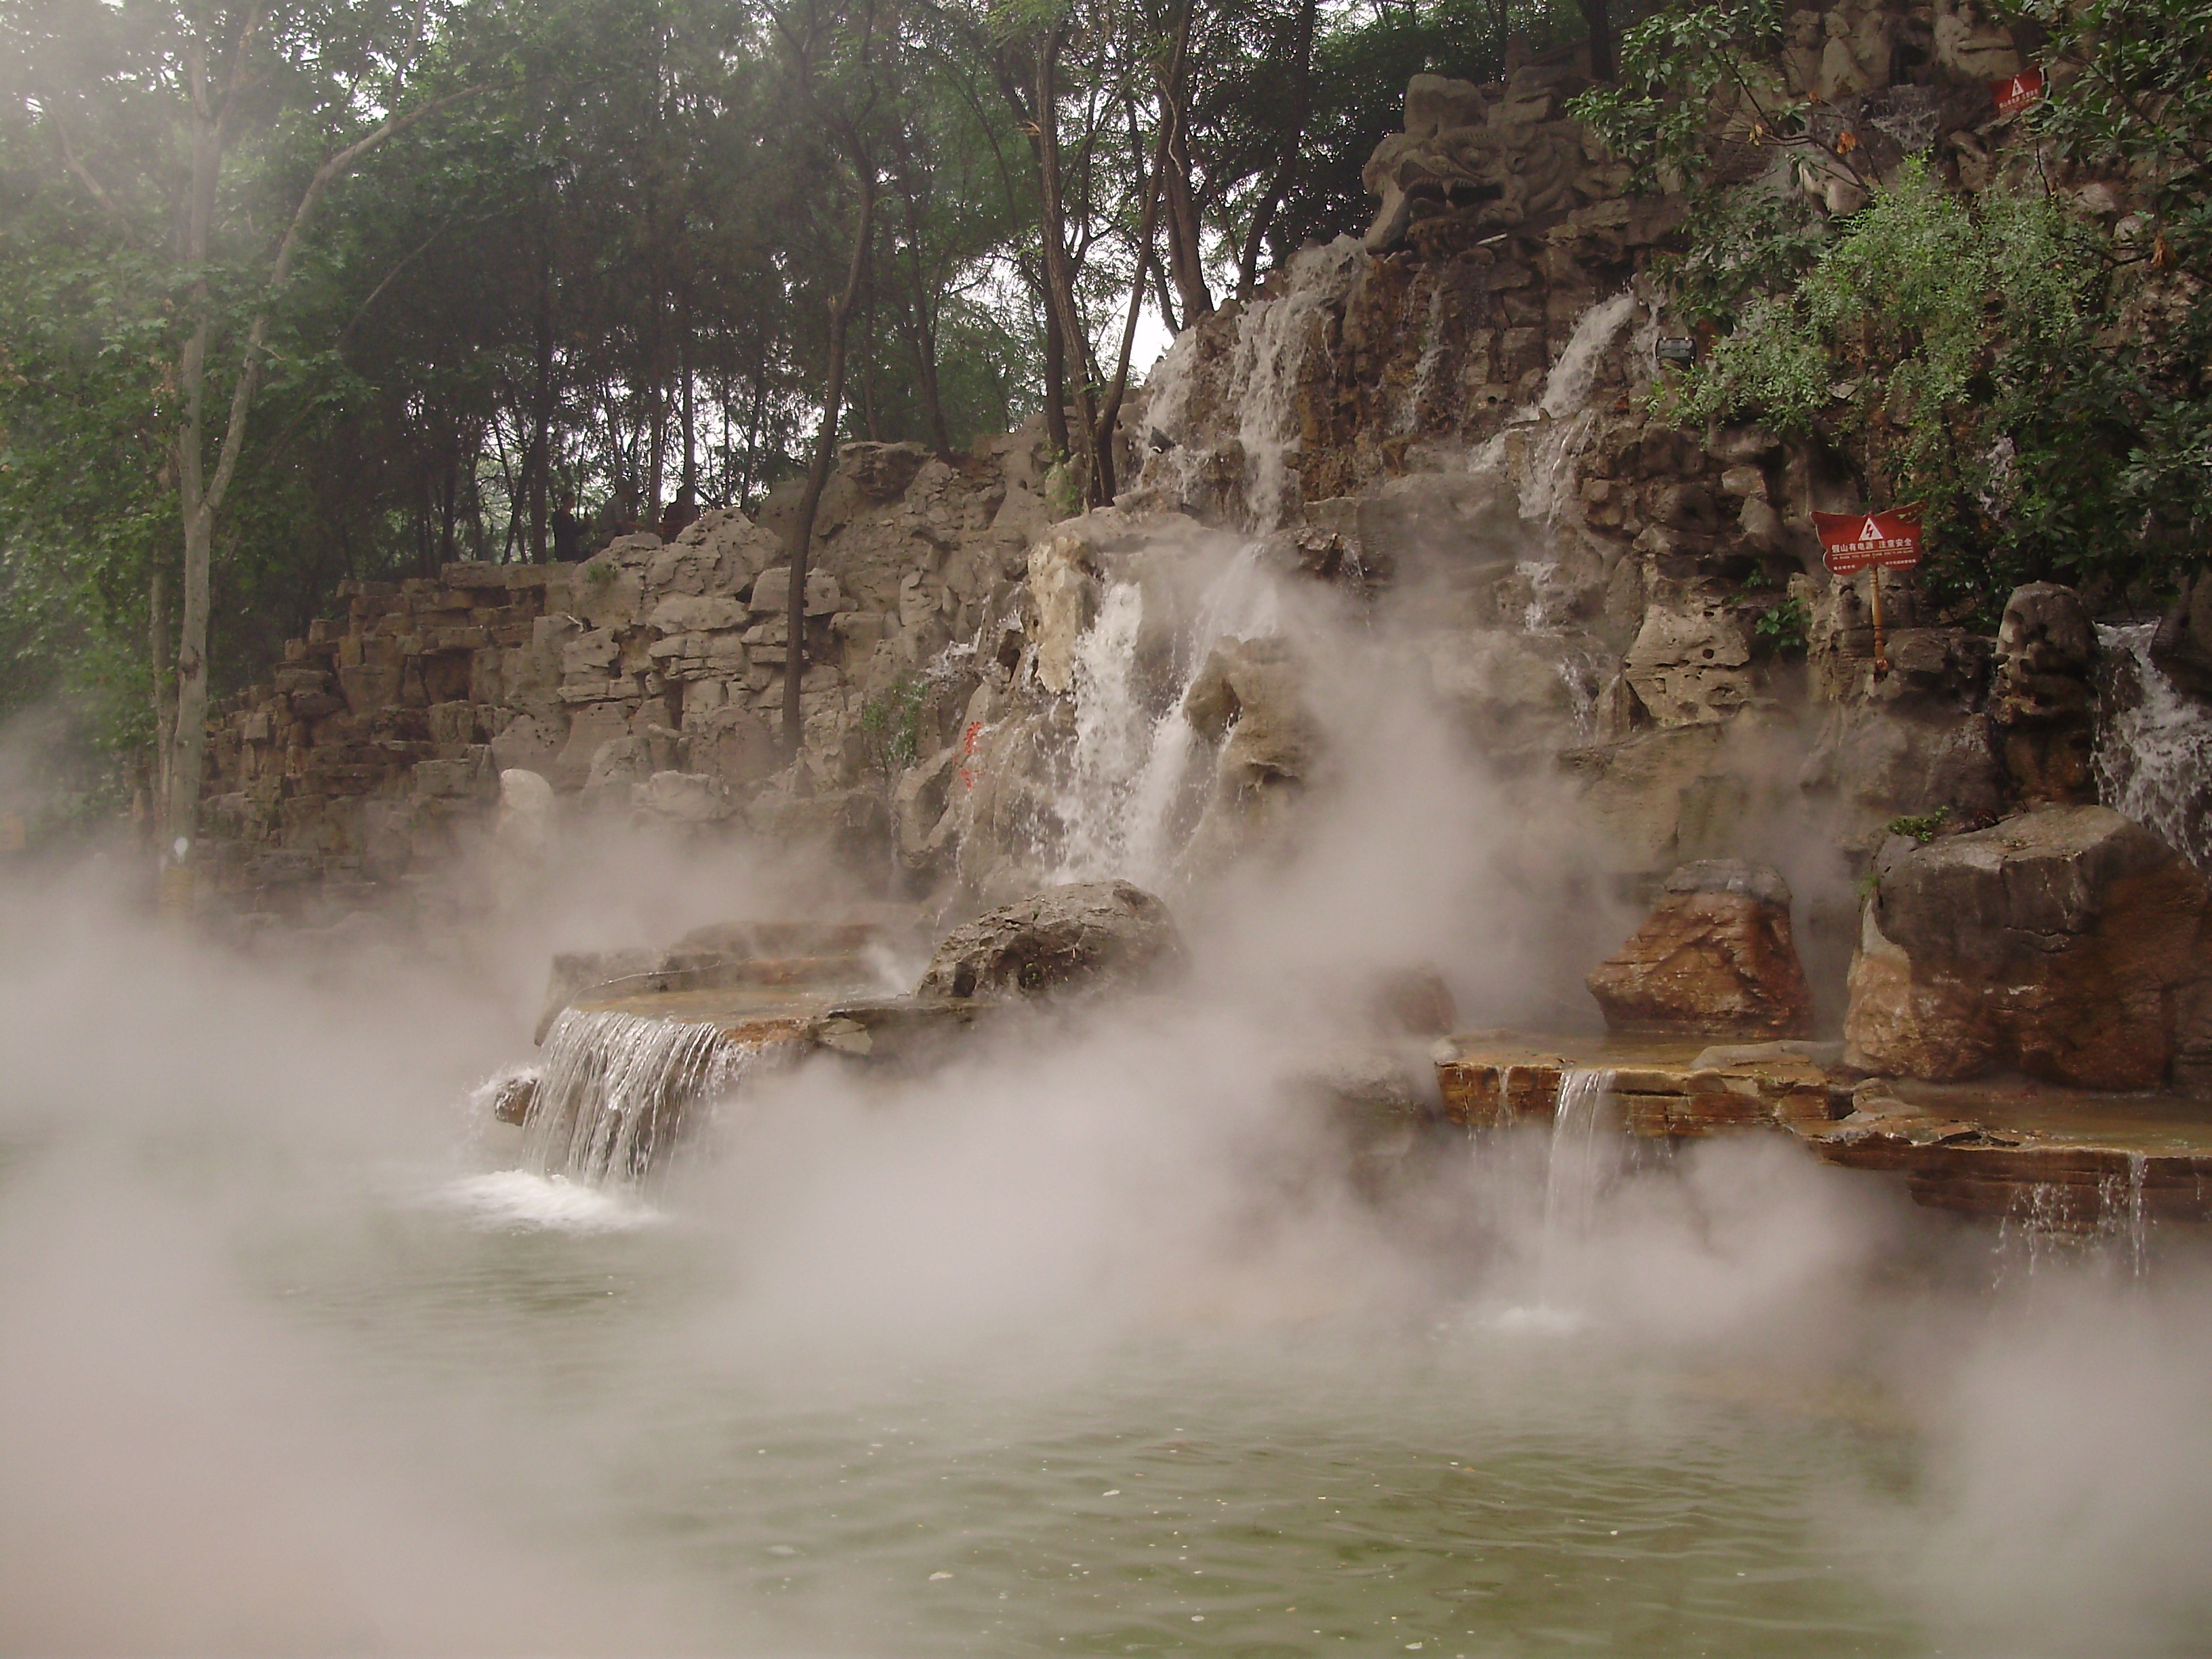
[1511,292,1641,631]
[521,1008,760,1185]
[2094,622,2212,876]
[1534,1067,1618,1312]
[1138,237,1365,531]
[1050,541,1286,886]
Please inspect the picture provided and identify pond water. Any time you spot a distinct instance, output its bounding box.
[6,928,2212,1658]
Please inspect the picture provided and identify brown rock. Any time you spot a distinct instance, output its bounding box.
[1586,859,1814,1038]
[1844,806,2212,1093]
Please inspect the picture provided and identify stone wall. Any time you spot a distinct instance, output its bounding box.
[196,426,1065,920]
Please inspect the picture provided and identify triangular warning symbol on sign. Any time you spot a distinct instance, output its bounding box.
[2011,77,2025,98]
[1861,516,1882,540]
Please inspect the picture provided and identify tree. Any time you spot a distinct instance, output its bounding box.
[7,0,478,847]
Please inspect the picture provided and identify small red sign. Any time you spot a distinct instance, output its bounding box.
[1815,506,1925,575]
[1993,68,2044,116]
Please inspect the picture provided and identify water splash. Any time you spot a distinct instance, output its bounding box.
[521,1008,761,1186]
[2094,621,2212,876]
[433,1170,665,1233]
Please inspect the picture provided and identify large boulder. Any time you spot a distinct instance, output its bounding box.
[1586,859,1815,1039]
[916,880,1187,1002]
[1845,806,2212,1094]
[1176,635,1319,878]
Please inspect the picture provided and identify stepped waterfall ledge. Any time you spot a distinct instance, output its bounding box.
[11,0,2212,1652]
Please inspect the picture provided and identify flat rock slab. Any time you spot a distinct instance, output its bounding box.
[1437,1030,2212,1228]
[1434,1031,1840,1135]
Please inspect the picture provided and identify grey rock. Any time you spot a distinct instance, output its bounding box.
[1664,858,1793,908]
[916,880,1187,1002]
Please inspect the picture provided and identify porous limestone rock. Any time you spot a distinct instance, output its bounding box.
[1845,806,2212,1094]
[916,880,1187,1002]
[1621,594,1753,727]
[1586,859,1815,1038]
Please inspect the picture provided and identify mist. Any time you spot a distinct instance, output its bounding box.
[6,695,2212,1658]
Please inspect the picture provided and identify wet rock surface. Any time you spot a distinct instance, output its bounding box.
[1586,859,1815,1039]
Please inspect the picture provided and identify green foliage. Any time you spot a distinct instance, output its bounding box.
[1042,454,1082,520]
[1885,808,1948,844]
[1750,593,1810,654]
[1568,0,1795,193]
[1656,163,2198,617]
[851,672,930,779]
[1601,0,2212,621]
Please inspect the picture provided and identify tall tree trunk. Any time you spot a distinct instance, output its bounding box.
[679,282,697,514]
[1160,108,1212,322]
[527,216,554,561]
[784,169,876,758]
[1032,31,1099,485]
[1236,0,1318,296]
[154,34,474,848]
[1093,0,1190,504]
[893,145,955,458]
[149,562,174,822]
[1580,0,1616,81]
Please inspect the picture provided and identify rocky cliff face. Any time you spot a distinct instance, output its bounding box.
[195,0,2208,1036]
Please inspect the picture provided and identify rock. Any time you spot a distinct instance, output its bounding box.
[1845,806,2212,1093]
[1178,635,1319,877]
[495,768,555,855]
[1183,636,1316,778]
[1424,630,1576,748]
[1586,859,1816,1038]
[634,771,734,823]
[838,440,929,501]
[649,594,748,634]
[490,1071,538,1126]
[685,703,779,788]
[1025,532,1099,695]
[582,735,653,808]
[1990,582,2098,806]
[747,567,845,615]
[1621,595,1753,727]
[916,880,1187,1002]
[1367,965,1458,1036]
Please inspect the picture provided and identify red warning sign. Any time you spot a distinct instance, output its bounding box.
[1814,505,1925,575]
[1992,68,2044,116]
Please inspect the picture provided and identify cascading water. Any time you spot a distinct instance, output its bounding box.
[1139,238,1366,531]
[2094,621,2212,876]
[1050,541,1286,887]
[1534,1067,1620,1311]
[522,1008,759,1185]
[1509,291,1642,630]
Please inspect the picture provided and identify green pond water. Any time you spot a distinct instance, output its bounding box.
[7,1038,2212,1658]
[197,1147,1942,1659]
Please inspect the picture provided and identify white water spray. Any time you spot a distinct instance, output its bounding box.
[2095,621,2212,876]
[1051,541,1286,886]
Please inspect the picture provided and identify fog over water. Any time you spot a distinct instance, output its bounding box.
[5,785,2212,1656]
